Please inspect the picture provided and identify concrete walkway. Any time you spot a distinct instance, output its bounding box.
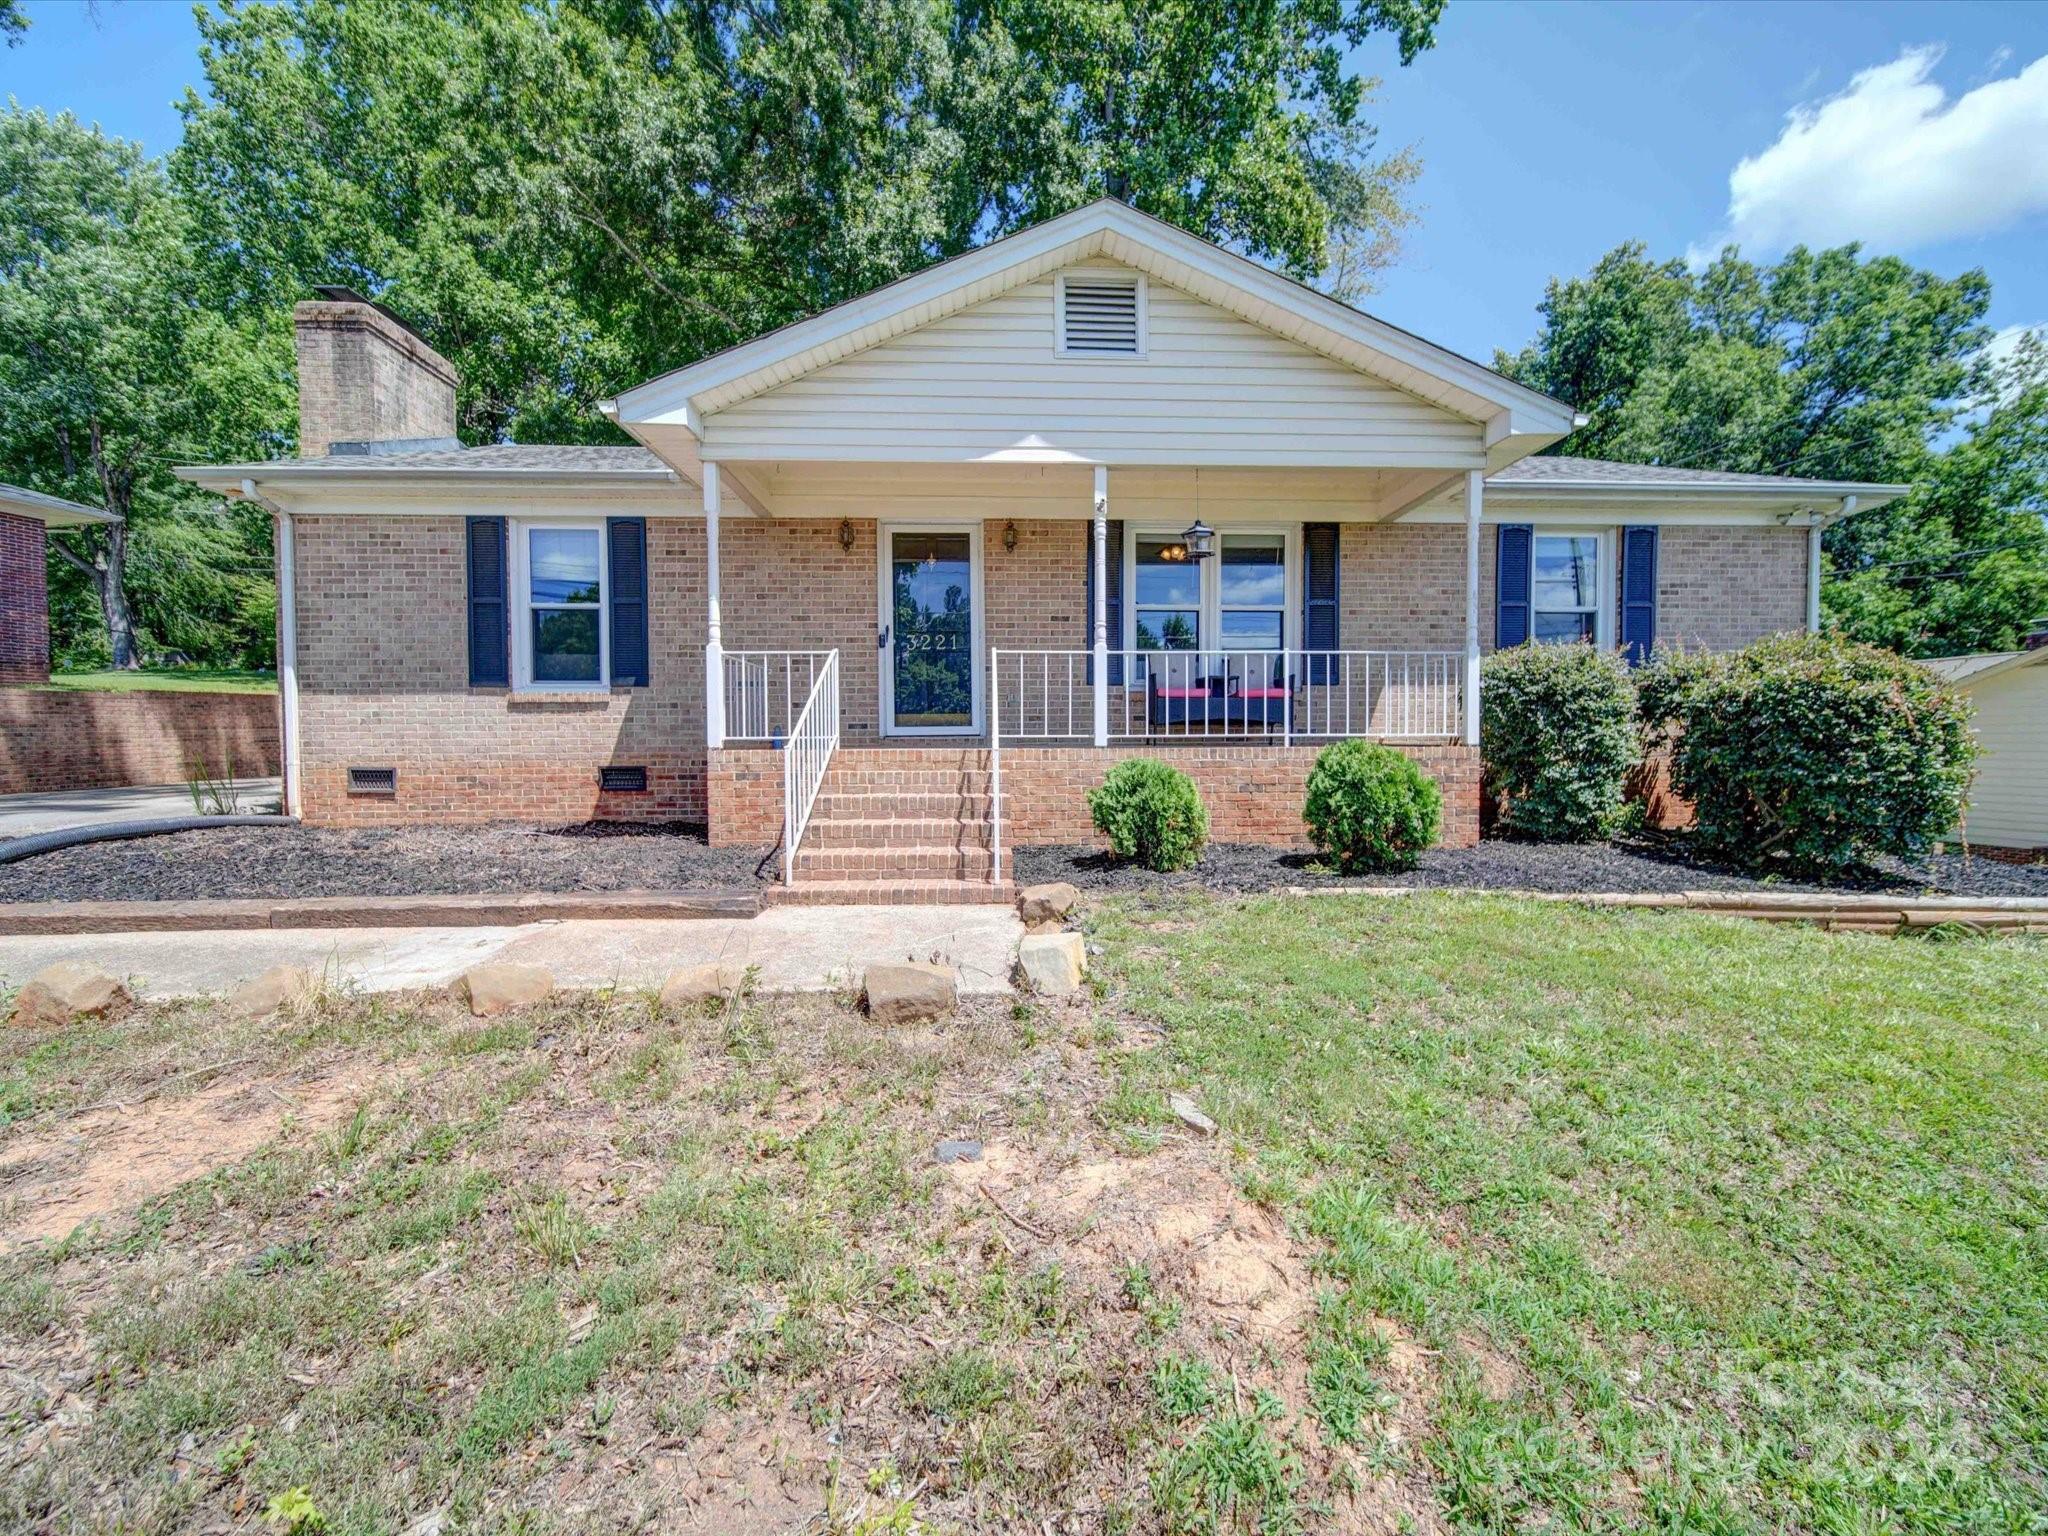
[0,780,283,840]
[0,905,1021,1001]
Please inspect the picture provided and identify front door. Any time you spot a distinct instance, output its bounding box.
[879,525,982,736]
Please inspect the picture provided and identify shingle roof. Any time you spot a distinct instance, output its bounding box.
[0,482,120,524]
[1491,456,1906,494]
[262,444,672,474]
[1923,650,2048,685]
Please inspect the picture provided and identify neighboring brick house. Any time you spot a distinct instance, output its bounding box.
[0,484,120,685]
[179,200,1908,900]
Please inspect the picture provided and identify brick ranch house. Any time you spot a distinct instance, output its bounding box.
[1,483,119,685]
[178,200,1906,901]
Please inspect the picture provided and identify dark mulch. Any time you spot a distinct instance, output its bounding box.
[0,821,779,904]
[1011,838,2048,900]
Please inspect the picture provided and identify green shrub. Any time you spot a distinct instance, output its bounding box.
[1480,643,1640,841]
[1088,758,1209,872]
[1301,740,1441,873]
[1646,632,1977,876]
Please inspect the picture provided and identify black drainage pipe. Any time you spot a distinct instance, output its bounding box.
[0,815,296,866]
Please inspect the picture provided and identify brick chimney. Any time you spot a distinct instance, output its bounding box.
[293,288,458,458]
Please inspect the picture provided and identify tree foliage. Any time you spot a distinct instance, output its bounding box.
[0,105,289,667]
[1499,242,2048,656]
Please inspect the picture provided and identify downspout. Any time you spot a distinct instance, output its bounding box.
[1809,495,1855,633]
[243,478,301,818]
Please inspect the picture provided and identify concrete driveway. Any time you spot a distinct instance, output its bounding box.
[0,779,283,840]
[0,905,1021,1001]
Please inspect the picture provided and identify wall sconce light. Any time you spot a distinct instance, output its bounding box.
[837,518,856,553]
[1002,520,1019,554]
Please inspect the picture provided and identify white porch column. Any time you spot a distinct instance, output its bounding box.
[1463,470,1482,747]
[704,462,725,749]
[1092,464,1109,746]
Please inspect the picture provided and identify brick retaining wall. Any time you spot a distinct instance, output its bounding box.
[0,688,281,795]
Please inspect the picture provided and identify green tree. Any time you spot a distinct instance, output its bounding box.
[0,105,290,667]
[1499,241,2046,655]
[173,0,1439,445]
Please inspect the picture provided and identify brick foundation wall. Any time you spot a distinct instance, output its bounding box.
[707,746,785,846]
[0,511,50,685]
[998,742,1479,849]
[0,688,280,795]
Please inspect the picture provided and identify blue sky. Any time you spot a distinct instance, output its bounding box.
[5,0,2045,374]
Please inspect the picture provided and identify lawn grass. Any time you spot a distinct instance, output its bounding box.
[1,895,2042,1532]
[1091,892,2048,1532]
[39,667,276,694]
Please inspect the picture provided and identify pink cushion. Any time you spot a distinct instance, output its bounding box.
[1236,687,1288,699]
[1156,687,1208,699]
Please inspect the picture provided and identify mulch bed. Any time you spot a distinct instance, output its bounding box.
[1011,839,2048,900]
[0,821,778,904]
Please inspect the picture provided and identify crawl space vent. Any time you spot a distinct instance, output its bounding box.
[347,766,397,795]
[599,765,648,793]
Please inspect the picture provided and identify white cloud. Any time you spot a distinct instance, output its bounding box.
[1696,46,2048,259]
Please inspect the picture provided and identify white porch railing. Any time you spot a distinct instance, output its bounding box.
[723,650,835,743]
[781,650,840,885]
[989,649,1465,744]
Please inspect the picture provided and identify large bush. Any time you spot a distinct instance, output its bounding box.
[1480,643,1640,841]
[1645,632,1977,875]
[1302,740,1442,873]
[1089,759,1209,872]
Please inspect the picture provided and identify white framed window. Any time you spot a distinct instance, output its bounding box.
[1125,525,1298,659]
[1531,530,1613,648]
[1055,271,1147,358]
[512,520,608,690]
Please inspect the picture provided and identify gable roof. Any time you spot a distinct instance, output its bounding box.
[179,444,675,491]
[608,198,1580,463]
[1924,648,2048,686]
[0,483,119,526]
[1492,456,1911,496]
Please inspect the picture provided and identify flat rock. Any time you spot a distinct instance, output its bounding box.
[659,963,747,1008]
[225,964,314,1021]
[1016,931,1087,995]
[1017,881,1081,924]
[9,961,131,1028]
[863,961,958,1024]
[934,1139,984,1164]
[456,962,554,1018]
[1168,1091,1219,1137]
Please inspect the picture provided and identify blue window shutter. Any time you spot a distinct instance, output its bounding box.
[1301,523,1340,683]
[1496,524,1533,649]
[1084,519,1125,684]
[607,517,650,686]
[466,516,509,687]
[1620,525,1658,666]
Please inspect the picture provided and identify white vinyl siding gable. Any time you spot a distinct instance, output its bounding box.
[1959,665,2048,849]
[701,264,1484,468]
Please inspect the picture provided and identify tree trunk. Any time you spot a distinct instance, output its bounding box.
[97,522,138,669]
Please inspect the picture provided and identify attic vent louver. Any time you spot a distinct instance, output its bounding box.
[1059,276,1142,356]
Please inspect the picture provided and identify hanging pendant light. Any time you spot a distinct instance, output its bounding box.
[1183,468,1213,560]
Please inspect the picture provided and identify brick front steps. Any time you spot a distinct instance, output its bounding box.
[788,748,1004,891]
[0,888,760,936]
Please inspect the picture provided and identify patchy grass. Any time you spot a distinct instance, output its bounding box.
[1,893,2043,1532]
[38,667,276,694]
[1092,891,2048,1532]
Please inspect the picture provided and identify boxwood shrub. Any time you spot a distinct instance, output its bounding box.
[1480,642,1640,841]
[1643,632,1976,875]
[1088,758,1209,871]
[1302,740,1442,873]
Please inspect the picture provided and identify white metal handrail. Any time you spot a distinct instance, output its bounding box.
[724,650,834,743]
[988,648,1465,743]
[781,650,840,885]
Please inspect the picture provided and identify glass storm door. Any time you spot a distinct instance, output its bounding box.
[881,527,980,735]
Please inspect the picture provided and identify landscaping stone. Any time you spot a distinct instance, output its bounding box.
[1168,1092,1219,1137]
[225,964,314,1021]
[1017,880,1081,925]
[934,1139,984,1164]
[1016,931,1087,995]
[8,961,131,1028]
[863,961,958,1024]
[457,962,554,1017]
[659,963,747,1008]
